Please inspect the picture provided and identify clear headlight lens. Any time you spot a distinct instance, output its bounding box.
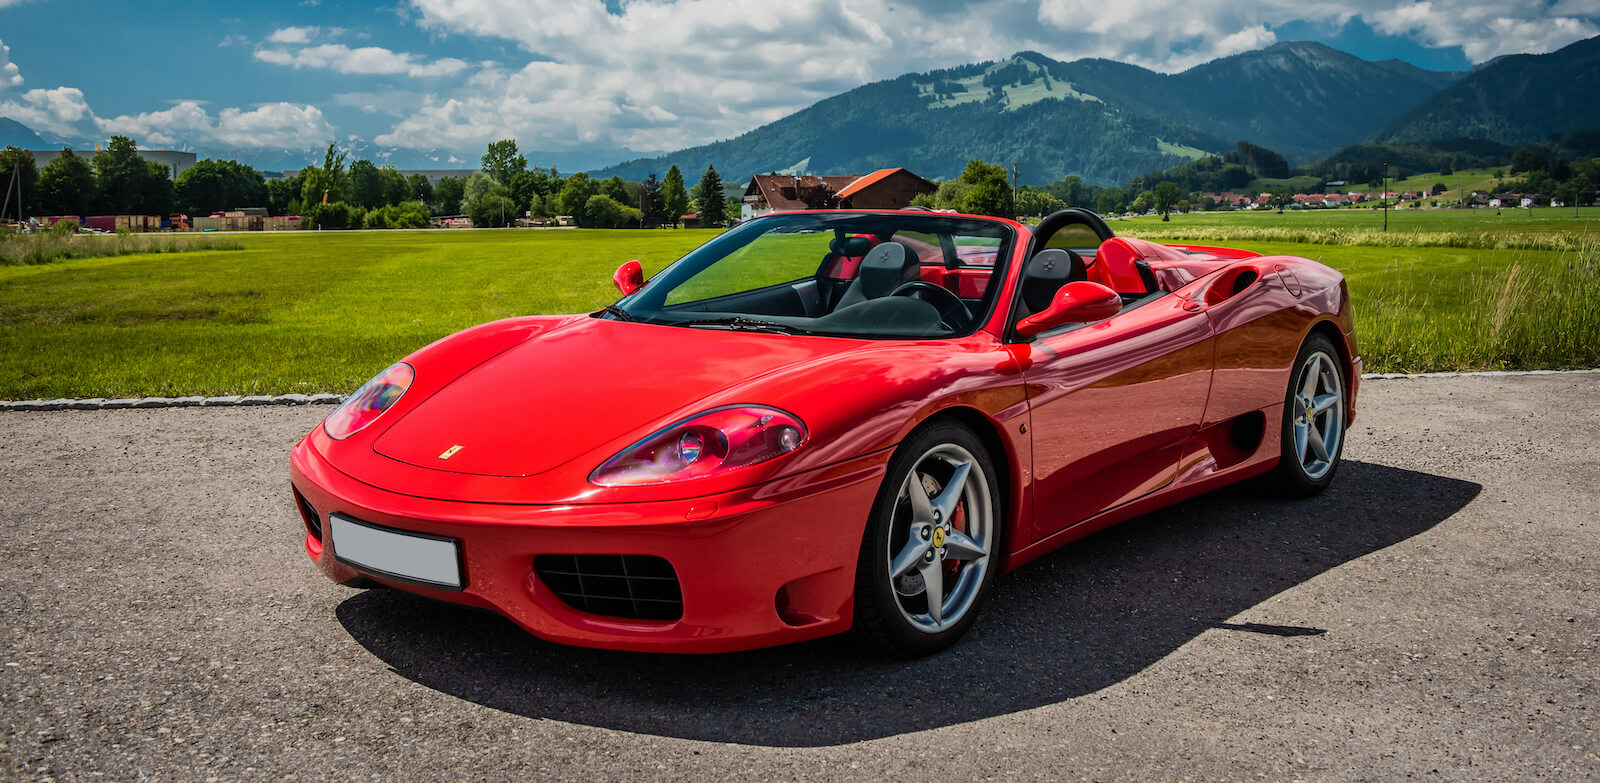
[323,363,414,440]
[590,405,808,486]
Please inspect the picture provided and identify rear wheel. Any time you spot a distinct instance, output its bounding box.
[851,421,1001,657]
[1269,333,1347,496]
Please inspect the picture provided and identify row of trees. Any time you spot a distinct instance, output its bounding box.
[2,137,178,218]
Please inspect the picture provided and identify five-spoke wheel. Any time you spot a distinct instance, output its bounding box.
[1271,333,1347,495]
[853,421,1000,656]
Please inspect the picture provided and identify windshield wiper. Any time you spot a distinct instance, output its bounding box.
[677,316,804,334]
[596,304,634,322]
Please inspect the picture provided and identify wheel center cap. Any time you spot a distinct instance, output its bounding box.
[931,527,946,548]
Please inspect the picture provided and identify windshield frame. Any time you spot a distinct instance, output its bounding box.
[608,210,1020,341]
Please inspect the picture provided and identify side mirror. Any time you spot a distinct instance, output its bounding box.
[612,260,644,296]
[1016,281,1122,337]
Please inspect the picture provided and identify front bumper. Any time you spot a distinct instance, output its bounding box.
[289,437,890,653]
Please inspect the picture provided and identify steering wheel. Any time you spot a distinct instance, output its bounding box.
[889,281,974,332]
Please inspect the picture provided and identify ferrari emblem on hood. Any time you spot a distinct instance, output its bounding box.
[438,444,464,460]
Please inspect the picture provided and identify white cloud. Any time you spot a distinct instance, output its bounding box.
[1370,0,1600,62]
[267,26,318,45]
[0,38,22,89]
[380,0,1599,156]
[255,42,468,78]
[96,101,336,148]
[0,87,94,137]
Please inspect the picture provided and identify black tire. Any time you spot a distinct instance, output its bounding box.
[851,420,1002,657]
[1267,332,1347,497]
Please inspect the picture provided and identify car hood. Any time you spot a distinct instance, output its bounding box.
[372,317,865,478]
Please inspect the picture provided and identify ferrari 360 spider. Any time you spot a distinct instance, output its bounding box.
[289,207,1359,656]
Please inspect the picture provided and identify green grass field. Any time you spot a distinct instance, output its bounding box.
[1,217,1596,399]
[0,230,717,398]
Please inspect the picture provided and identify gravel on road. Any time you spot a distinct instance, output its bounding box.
[1,374,1596,781]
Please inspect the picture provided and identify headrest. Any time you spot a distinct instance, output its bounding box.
[857,242,919,298]
[1021,248,1087,314]
[829,235,874,257]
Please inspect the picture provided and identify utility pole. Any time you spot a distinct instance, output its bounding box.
[1382,160,1389,233]
[1011,161,1020,193]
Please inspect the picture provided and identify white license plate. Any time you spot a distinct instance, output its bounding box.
[329,514,463,590]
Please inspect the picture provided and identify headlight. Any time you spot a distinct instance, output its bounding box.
[589,405,808,486]
[323,362,414,440]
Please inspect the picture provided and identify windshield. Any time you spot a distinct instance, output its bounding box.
[609,212,1016,339]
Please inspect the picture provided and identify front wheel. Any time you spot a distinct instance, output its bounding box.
[851,421,1001,657]
[1268,333,1347,496]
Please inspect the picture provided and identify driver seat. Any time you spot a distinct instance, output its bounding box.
[834,241,919,310]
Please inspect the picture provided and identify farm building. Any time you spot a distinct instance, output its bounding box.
[740,168,937,220]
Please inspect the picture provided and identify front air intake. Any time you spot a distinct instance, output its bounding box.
[294,489,322,541]
[533,554,683,621]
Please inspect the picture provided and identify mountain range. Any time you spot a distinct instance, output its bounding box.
[597,36,1597,186]
[5,37,1597,186]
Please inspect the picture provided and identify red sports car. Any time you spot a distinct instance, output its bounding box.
[289,208,1358,656]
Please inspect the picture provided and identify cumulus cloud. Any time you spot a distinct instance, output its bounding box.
[380,0,1599,155]
[255,42,468,78]
[0,39,21,89]
[95,101,336,148]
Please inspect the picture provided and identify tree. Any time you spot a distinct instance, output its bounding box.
[432,177,465,216]
[481,139,526,188]
[346,159,384,210]
[1095,192,1116,215]
[174,159,267,215]
[661,165,688,227]
[558,172,600,225]
[935,180,970,210]
[92,136,153,214]
[910,192,937,209]
[696,165,724,227]
[466,192,517,228]
[0,146,39,219]
[460,172,514,226]
[1269,189,1293,214]
[406,174,433,208]
[1153,181,1182,221]
[379,165,409,207]
[603,175,630,205]
[957,159,1013,218]
[266,174,301,215]
[1014,187,1066,217]
[639,173,663,228]
[33,148,96,217]
[585,194,642,228]
[299,143,348,209]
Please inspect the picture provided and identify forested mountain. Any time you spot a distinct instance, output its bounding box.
[597,43,1463,186]
[1374,35,1600,145]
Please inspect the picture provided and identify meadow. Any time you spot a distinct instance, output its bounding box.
[1,210,1597,399]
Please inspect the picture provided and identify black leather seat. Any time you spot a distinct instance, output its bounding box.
[835,241,919,309]
[1018,248,1087,317]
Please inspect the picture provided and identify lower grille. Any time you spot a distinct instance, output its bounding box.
[294,489,322,541]
[533,554,683,621]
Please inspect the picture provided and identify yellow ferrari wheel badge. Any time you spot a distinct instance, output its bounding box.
[931,527,946,548]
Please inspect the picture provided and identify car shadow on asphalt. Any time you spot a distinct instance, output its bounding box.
[336,460,1479,747]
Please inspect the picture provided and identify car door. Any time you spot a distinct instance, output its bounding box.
[1018,295,1215,544]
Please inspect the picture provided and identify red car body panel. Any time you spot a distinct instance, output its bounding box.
[290,209,1359,653]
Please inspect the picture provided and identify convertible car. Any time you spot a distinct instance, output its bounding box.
[289,207,1359,656]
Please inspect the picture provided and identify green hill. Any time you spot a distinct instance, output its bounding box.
[597,43,1462,186]
[1374,35,1600,145]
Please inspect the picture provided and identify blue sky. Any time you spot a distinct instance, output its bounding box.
[2,0,1597,166]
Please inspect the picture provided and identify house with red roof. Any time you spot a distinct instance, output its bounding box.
[740,168,937,220]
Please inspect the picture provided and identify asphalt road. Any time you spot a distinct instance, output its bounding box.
[1,374,1595,781]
